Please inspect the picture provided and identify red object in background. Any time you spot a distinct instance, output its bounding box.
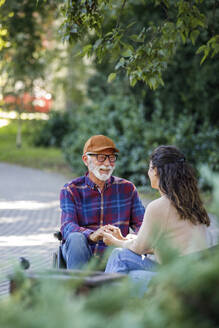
[4,92,52,113]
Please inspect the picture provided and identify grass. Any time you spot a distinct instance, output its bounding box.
[0,119,73,178]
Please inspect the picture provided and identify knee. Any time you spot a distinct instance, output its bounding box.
[105,248,131,273]
[65,232,87,248]
[110,248,132,260]
[108,248,132,262]
[109,247,123,259]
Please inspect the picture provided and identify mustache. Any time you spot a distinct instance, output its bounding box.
[98,165,114,170]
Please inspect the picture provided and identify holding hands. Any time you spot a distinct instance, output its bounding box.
[89,224,125,245]
[103,224,127,246]
[104,225,126,240]
[102,231,120,246]
[88,226,106,243]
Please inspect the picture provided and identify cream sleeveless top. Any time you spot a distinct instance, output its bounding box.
[123,196,208,263]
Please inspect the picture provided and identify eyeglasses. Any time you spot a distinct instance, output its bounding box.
[87,153,118,163]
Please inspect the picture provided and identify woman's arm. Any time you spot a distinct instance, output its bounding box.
[103,199,164,254]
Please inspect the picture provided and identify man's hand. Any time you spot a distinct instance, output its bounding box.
[89,227,105,243]
[89,225,125,243]
[103,225,125,240]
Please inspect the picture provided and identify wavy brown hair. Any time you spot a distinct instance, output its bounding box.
[150,145,210,226]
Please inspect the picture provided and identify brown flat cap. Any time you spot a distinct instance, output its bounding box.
[83,135,119,154]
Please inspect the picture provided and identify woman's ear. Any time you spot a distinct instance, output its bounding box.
[154,167,158,176]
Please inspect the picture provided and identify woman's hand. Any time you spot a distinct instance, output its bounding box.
[103,232,121,246]
[103,225,126,240]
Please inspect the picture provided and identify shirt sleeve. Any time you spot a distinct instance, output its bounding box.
[123,200,164,254]
[129,186,145,233]
[60,186,94,241]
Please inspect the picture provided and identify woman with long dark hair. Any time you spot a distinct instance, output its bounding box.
[103,145,210,276]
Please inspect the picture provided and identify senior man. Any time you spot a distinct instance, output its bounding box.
[60,135,145,269]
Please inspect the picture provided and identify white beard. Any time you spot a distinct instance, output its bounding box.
[87,158,115,181]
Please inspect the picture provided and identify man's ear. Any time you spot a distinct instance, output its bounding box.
[82,154,88,167]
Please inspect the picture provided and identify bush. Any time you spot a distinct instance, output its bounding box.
[62,94,149,185]
[62,92,218,187]
[32,110,73,147]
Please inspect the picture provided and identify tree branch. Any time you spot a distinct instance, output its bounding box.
[115,0,127,30]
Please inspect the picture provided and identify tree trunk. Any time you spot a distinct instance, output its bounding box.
[16,111,22,148]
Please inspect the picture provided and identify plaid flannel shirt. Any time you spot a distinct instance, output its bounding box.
[60,173,145,256]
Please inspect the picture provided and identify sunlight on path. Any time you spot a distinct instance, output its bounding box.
[0,163,67,297]
[0,119,9,128]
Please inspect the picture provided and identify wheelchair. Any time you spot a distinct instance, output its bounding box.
[53,231,67,269]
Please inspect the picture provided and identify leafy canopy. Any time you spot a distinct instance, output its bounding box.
[59,0,219,89]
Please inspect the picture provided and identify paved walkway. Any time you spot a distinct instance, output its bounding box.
[0,163,218,297]
[0,163,67,297]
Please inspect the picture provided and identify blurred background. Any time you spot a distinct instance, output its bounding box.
[0,0,218,213]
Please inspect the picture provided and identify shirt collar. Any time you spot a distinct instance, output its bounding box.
[85,172,96,189]
[85,172,114,190]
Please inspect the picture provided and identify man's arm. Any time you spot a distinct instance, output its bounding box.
[60,186,94,241]
[129,186,145,233]
[100,185,145,241]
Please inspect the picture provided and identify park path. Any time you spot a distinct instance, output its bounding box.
[0,162,218,297]
[0,163,67,297]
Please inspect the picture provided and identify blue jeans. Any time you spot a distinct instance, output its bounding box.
[62,232,92,269]
[105,248,158,294]
[105,248,158,273]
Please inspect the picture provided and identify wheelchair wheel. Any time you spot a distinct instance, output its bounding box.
[53,245,66,269]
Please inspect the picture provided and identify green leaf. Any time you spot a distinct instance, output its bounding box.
[200,47,210,65]
[115,57,125,70]
[93,39,102,50]
[105,32,113,37]
[127,22,136,29]
[81,44,93,56]
[180,32,186,44]
[129,34,144,43]
[196,45,206,55]
[190,30,200,45]
[130,75,137,87]
[121,49,132,57]
[107,72,117,83]
[148,77,157,90]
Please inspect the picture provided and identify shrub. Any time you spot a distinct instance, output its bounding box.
[62,93,218,187]
[62,94,148,185]
[32,110,73,147]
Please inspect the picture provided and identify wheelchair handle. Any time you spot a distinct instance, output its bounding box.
[54,231,63,241]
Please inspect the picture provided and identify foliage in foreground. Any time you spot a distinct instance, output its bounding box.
[1,248,219,328]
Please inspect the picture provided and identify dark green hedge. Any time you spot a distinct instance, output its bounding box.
[31,111,73,148]
[62,92,218,187]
